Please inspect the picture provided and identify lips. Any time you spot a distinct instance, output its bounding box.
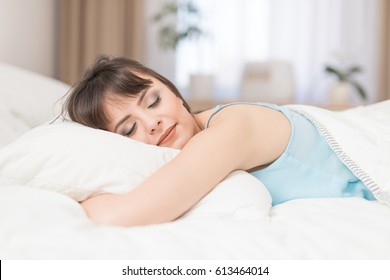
[157,124,176,146]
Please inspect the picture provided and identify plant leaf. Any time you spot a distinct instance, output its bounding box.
[184,1,199,14]
[345,66,362,78]
[152,2,178,22]
[325,65,344,81]
[152,0,203,50]
[350,80,367,100]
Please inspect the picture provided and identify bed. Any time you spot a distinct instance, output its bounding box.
[1,62,390,260]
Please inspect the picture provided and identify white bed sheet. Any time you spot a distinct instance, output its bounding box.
[1,184,389,259]
[0,63,389,259]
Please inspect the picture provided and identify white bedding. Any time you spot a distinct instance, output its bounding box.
[0,63,390,259]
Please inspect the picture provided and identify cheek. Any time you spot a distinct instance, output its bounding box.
[174,99,190,119]
[168,94,186,112]
[180,114,197,142]
[125,124,150,144]
[131,134,146,144]
[177,125,196,149]
[132,130,152,145]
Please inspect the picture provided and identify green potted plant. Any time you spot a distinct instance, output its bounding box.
[152,0,203,50]
[325,64,367,104]
[152,0,214,101]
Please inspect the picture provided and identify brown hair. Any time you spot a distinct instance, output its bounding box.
[63,55,191,129]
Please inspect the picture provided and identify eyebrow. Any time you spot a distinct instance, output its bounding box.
[113,89,148,133]
[137,89,147,106]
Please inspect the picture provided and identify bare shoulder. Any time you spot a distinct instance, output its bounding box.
[193,103,291,169]
[195,103,289,128]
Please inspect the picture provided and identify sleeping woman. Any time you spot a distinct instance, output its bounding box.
[63,55,376,227]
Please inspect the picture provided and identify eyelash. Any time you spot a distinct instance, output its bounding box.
[125,123,137,137]
[124,96,161,137]
[148,96,161,108]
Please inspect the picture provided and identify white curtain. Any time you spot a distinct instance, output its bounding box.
[175,0,381,103]
[176,0,270,100]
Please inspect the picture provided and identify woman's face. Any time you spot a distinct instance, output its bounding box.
[104,75,200,149]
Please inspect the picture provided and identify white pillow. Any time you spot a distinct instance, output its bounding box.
[0,62,71,128]
[0,121,179,201]
[0,121,272,218]
[184,170,272,220]
[0,101,30,148]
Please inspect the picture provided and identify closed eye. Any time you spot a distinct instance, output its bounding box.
[148,96,161,108]
[125,123,137,137]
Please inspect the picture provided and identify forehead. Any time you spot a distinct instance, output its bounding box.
[103,91,138,118]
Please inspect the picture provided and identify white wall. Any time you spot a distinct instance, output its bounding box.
[0,0,57,78]
[0,0,173,81]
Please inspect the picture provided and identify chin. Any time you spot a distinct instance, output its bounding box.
[172,137,188,150]
[171,142,184,150]
[172,127,194,149]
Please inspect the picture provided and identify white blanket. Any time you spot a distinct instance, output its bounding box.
[1,101,390,259]
[288,101,390,205]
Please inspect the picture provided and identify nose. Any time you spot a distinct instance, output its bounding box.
[148,119,162,135]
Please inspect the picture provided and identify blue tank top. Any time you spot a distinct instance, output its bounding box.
[206,102,376,206]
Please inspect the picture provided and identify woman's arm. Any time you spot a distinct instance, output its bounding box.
[81,105,291,226]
